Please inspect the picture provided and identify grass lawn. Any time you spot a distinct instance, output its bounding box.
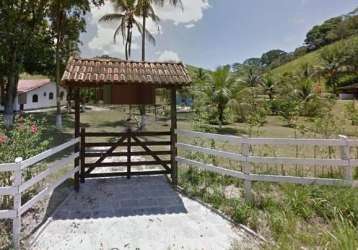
[1,101,358,249]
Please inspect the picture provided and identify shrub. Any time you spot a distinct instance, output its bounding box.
[0,115,50,209]
[0,115,50,163]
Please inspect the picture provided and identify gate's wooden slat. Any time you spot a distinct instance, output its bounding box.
[132,136,171,171]
[85,136,128,176]
[86,170,170,178]
[95,136,127,164]
[85,141,171,147]
[85,151,172,157]
[85,131,171,137]
[84,160,171,168]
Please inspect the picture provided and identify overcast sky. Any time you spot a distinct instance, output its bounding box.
[80,0,358,69]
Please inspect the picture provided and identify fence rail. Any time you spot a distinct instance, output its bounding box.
[176,130,358,202]
[0,138,79,249]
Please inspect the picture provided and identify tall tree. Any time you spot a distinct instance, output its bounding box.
[49,0,102,128]
[203,65,237,127]
[100,0,151,60]
[318,43,346,94]
[0,0,49,128]
[259,75,276,101]
[136,0,181,61]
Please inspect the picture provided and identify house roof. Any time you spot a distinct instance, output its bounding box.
[339,83,358,93]
[17,79,51,94]
[61,57,192,88]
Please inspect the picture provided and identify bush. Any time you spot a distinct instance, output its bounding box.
[0,115,50,209]
[0,115,50,163]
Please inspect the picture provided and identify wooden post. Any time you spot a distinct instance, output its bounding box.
[80,128,85,183]
[12,157,22,249]
[170,88,178,186]
[339,135,353,183]
[242,136,252,202]
[127,129,131,179]
[74,88,80,191]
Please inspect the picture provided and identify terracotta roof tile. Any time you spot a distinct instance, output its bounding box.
[61,57,192,88]
[17,79,51,93]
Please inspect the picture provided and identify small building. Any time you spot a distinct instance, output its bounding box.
[0,79,67,111]
[338,83,358,100]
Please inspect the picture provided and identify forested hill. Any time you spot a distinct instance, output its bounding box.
[270,35,358,77]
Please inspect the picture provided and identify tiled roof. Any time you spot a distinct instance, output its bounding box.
[61,57,192,88]
[17,79,51,93]
[339,83,358,90]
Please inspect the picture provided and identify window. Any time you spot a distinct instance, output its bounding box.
[44,92,47,97]
[32,94,38,103]
[49,92,54,100]
[60,91,64,101]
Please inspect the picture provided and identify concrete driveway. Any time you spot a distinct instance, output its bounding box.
[31,176,259,250]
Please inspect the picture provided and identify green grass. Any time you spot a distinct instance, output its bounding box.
[1,103,358,249]
[179,168,358,249]
[270,35,358,78]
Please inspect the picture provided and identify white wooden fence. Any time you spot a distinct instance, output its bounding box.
[0,138,79,249]
[176,130,358,202]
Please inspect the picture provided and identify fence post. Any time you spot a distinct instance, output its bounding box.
[241,136,253,202]
[127,129,131,179]
[13,157,22,249]
[80,128,85,183]
[339,135,353,183]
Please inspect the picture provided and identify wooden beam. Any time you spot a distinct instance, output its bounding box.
[80,128,85,183]
[86,170,170,179]
[170,88,178,186]
[127,131,131,179]
[85,136,128,176]
[84,160,171,168]
[132,136,171,171]
[84,131,171,137]
[74,88,80,191]
[85,141,171,147]
[85,151,171,158]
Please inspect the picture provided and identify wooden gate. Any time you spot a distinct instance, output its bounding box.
[79,128,173,181]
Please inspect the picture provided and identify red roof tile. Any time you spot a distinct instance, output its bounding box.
[61,57,192,88]
[17,79,51,93]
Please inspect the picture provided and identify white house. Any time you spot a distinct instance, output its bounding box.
[0,79,67,111]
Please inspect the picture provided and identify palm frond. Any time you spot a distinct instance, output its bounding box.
[135,21,156,45]
[99,13,125,23]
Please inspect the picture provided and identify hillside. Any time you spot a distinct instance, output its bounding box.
[270,35,358,77]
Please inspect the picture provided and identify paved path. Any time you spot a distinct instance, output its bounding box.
[31,176,258,250]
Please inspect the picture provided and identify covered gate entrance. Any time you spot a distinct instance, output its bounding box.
[60,57,192,188]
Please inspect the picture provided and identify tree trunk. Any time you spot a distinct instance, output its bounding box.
[139,11,147,130]
[4,49,19,128]
[142,11,146,61]
[218,104,224,128]
[55,39,63,129]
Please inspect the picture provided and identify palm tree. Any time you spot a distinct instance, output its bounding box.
[259,75,276,101]
[135,0,181,129]
[294,79,316,103]
[100,0,156,60]
[136,0,182,61]
[203,65,237,127]
[244,67,262,87]
[318,44,346,94]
